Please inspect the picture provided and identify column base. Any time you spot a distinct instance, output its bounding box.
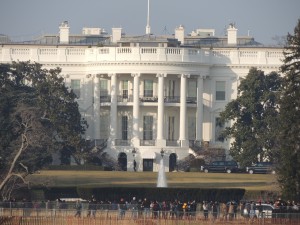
[131,138,140,147]
[180,140,189,147]
[156,139,166,148]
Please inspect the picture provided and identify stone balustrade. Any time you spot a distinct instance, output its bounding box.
[0,46,284,66]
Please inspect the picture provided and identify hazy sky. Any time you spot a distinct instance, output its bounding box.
[0,0,299,44]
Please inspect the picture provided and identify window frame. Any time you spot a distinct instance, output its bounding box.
[215,81,226,101]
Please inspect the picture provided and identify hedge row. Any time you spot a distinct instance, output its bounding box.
[39,187,245,203]
[46,165,113,171]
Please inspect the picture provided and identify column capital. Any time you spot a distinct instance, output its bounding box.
[131,73,140,77]
[156,73,167,78]
[179,74,190,78]
[108,73,116,77]
[199,74,208,79]
[86,74,92,78]
[95,73,105,78]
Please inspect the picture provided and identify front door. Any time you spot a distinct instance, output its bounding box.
[118,153,127,171]
[143,159,153,171]
[169,153,177,172]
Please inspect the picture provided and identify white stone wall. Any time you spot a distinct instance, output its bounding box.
[0,45,283,171]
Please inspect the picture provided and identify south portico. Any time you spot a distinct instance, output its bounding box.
[85,69,212,172]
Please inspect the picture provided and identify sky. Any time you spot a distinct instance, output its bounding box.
[0,0,299,45]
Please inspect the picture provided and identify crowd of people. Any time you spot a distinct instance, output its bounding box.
[0,197,299,220]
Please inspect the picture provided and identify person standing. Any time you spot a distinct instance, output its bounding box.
[142,198,151,218]
[133,160,137,172]
[118,198,127,219]
[130,197,138,219]
[74,200,82,218]
[203,201,209,220]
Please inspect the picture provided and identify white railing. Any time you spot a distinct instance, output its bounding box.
[0,46,284,66]
[39,48,58,55]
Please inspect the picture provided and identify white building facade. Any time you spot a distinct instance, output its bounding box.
[0,22,284,172]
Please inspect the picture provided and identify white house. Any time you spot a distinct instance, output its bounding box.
[0,20,284,172]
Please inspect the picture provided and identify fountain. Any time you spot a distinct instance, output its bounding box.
[157,149,168,187]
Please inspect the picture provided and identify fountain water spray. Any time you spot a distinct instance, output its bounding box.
[157,149,168,187]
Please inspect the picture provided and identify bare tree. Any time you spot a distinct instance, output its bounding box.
[0,103,51,200]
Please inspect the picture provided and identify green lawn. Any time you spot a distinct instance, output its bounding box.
[27,170,279,192]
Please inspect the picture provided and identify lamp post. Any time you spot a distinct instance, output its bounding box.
[132,148,137,158]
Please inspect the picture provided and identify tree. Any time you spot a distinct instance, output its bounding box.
[277,19,300,201]
[220,68,282,167]
[0,61,88,200]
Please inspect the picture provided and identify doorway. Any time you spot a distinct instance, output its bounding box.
[169,153,177,172]
[143,159,153,171]
[118,152,127,171]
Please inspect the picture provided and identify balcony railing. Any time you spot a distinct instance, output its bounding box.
[186,97,197,104]
[100,95,200,105]
[100,95,111,102]
[140,140,156,146]
[139,96,158,102]
[115,139,131,146]
[166,140,180,147]
[117,95,133,102]
[164,96,180,103]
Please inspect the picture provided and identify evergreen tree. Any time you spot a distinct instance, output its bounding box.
[220,68,282,167]
[278,19,300,201]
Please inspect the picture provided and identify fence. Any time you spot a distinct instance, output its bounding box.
[1,215,300,225]
[1,205,300,225]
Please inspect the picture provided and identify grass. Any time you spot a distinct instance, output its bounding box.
[27,170,279,192]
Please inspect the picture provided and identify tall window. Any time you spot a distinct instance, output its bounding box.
[100,80,108,96]
[168,80,175,97]
[122,80,128,98]
[188,116,196,140]
[121,116,128,140]
[143,116,153,140]
[168,116,175,140]
[71,79,80,98]
[216,81,226,101]
[188,79,197,98]
[215,117,225,142]
[144,80,153,97]
[100,115,109,139]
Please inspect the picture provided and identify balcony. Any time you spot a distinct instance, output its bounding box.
[117,95,133,103]
[115,139,131,146]
[139,96,158,102]
[164,96,180,103]
[140,140,156,146]
[100,95,111,102]
[166,140,180,147]
[186,97,197,104]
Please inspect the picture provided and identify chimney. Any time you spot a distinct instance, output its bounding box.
[227,23,237,45]
[59,21,70,44]
[112,28,122,43]
[175,25,185,45]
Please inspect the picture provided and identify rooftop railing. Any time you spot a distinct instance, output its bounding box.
[0,46,284,66]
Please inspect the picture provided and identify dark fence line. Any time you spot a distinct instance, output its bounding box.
[1,215,300,225]
[1,207,300,219]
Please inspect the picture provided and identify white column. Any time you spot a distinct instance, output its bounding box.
[156,73,166,146]
[93,75,101,140]
[179,74,189,147]
[196,76,204,141]
[110,73,117,146]
[132,73,140,146]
